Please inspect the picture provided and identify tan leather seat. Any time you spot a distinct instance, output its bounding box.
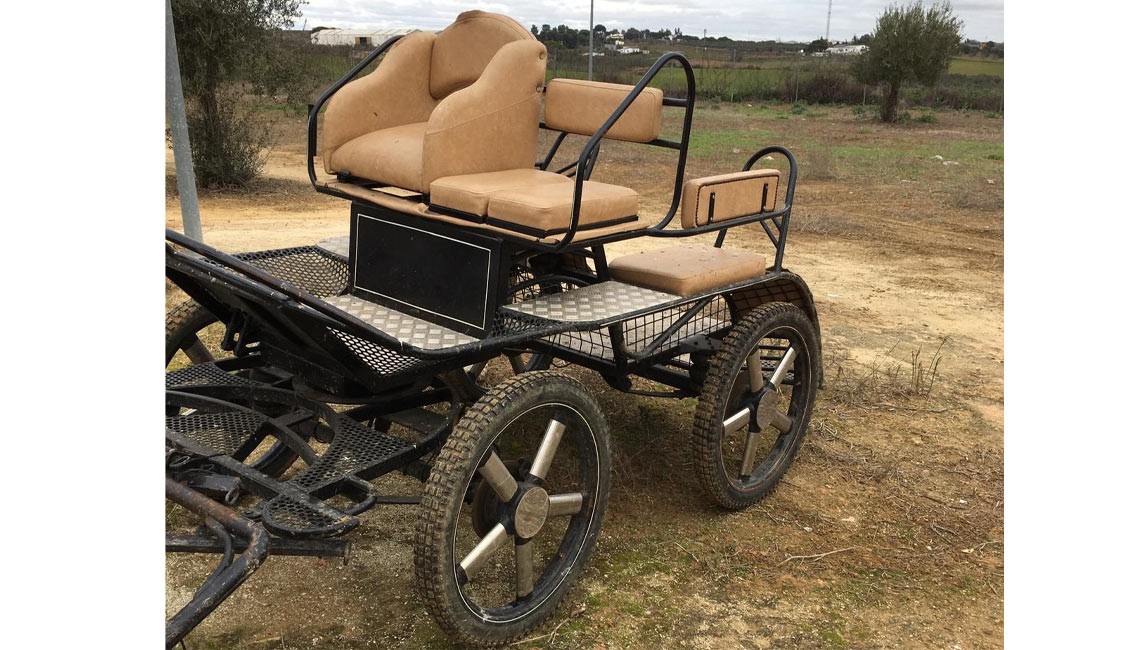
[429,169,572,220]
[320,11,547,193]
[608,246,768,296]
[486,181,640,237]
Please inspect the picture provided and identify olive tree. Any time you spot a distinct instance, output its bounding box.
[170,0,305,187]
[851,1,963,122]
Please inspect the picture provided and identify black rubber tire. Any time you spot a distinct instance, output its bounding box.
[414,371,611,646]
[691,302,820,510]
[165,299,226,367]
[165,298,302,478]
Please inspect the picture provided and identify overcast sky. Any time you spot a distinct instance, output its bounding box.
[296,1,1003,43]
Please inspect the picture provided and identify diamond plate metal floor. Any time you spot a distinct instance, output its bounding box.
[316,235,350,261]
[502,281,679,324]
[324,294,477,350]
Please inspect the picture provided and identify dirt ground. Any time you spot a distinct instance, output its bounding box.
[165,103,1003,649]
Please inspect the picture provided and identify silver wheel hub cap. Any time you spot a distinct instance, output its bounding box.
[513,487,550,539]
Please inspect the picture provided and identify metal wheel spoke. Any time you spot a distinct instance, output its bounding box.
[771,410,794,434]
[459,523,509,580]
[723,407,751,434]
[479,453,519,502]
[746,349,766,392]
[769,346,798,388]
[515,541,535,598]
[183,337,214,364]
[740,430,761,478]
[465,360,488,380]
[528,419,566,481]
[548,492,583,517]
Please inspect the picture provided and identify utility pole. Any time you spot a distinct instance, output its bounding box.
[165,0,203,242]
[588,0,594,80]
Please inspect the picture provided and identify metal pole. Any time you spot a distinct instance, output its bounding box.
[165,0,203,242]
[588,0,594,80]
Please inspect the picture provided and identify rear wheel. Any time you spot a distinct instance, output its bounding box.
[691,303,819,509]
[414,371,610,645]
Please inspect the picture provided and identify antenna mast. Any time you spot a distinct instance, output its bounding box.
[826,0,833,42]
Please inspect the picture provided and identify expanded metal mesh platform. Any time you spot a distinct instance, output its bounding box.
[167,410,267,457]
[542,294,733,361]
[166,363,258,390]
[234,245,350,297]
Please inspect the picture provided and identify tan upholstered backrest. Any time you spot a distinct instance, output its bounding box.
[429,10,536,100]
[544,79,664,143]
[679,170,781,229]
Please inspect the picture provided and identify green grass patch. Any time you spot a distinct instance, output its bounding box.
[949,57,1004,78]
[686,128,778,158]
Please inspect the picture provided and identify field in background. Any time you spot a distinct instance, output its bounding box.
[284,36,1003,113]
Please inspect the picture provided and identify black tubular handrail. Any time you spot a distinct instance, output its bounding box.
[307,36,404,188]
[549,51,697,252]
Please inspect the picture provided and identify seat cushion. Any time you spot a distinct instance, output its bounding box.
[485,181,639,237]
[429,169,572,221]
[327,122,428,192]
[608,246,768,297]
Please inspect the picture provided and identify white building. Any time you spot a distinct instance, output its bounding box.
[825,44,868,55]
[311,28,417,47]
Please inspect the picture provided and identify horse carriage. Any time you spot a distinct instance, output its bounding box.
[165,10,820,646]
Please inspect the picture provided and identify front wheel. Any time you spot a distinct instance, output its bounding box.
[414,371,611,645]
[691,302,820,510]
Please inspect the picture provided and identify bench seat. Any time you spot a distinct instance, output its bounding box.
[608,245,768,296]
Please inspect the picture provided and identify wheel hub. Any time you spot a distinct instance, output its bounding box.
[512,487,550,539]
[753,389,781,429]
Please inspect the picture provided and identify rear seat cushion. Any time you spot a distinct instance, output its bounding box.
[486,181,639,237]
[327,122,428,192]
[608,246,768,297]
[429,169,572,220]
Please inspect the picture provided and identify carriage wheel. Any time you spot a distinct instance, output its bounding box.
[165,298,303,478]
[414,371,611,645]
[691,302,820,510]
[165,299,228,369]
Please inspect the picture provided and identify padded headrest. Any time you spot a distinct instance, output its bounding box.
[430,10,536,100]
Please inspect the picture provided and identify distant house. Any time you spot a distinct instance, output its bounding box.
[825,44,868,55]
[311,28,417,47]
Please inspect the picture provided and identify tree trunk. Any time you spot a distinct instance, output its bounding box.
[881,81,900,122]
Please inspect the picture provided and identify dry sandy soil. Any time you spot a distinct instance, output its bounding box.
[166,103,1003,649]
